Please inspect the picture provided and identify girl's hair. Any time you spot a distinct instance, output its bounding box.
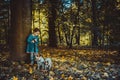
[33,28,40,32]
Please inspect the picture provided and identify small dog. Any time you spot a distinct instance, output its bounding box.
[44,58,52,71]
[36,55,45,70]
[36,55,52,71]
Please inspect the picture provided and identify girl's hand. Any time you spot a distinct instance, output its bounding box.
[32,39,37,43]
[34,39,37,42]
[32,40,35,43]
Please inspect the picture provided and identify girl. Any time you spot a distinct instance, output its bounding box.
[26,28,40,65]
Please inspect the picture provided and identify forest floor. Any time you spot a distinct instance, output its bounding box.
[0,47,120,80]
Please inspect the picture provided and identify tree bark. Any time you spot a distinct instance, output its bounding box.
[91,0,98,47]
[9,0,32,61]
[48,0,58,47]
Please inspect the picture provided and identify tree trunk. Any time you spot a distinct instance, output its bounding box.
[91,0,98,47]
[48,0,58,47]
[76,27,80,45]
[58,24,62,44]
[9,0,32,61]
[69,26,75,48]
[75,0,81,45]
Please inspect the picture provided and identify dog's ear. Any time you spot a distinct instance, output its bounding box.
[39,53,42,57]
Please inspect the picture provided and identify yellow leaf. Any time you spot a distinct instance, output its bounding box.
[29,67,33,74]
[13,76,18,80]
[61,74,65,78]
[68,75,73,80]
[85,18,92,23]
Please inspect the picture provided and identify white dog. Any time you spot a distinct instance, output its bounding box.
[36,55,52,71]
[36,56,45,70]
[44,58,52,71]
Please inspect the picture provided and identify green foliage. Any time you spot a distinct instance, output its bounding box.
[1,0,119,49]
[31,0,120,48]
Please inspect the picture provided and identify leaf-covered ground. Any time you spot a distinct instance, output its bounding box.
[0,48,120,80]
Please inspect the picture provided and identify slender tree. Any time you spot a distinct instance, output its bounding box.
[48,0,58,47]
[74,0,81,45]
[91,0,99,47]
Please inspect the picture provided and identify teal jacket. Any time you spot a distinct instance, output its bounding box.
[26,34,39,53]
